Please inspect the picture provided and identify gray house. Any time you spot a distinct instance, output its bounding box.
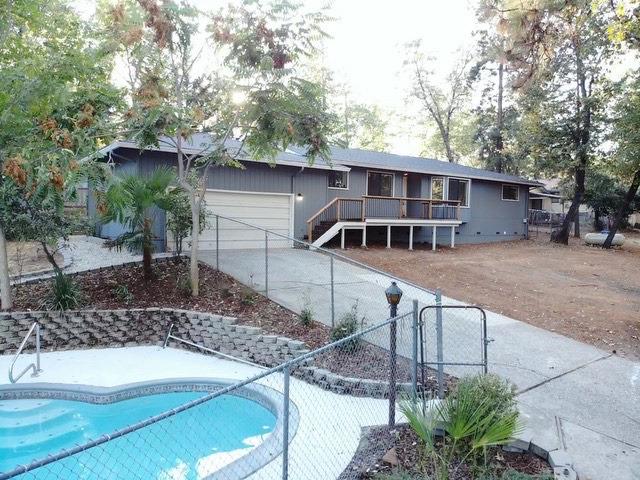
[90,134,539,251]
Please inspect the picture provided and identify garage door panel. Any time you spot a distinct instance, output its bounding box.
[169,190,293,251]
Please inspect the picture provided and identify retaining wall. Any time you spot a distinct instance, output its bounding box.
[0,308,308,367]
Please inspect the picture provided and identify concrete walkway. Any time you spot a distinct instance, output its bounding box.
[202,247,640,480]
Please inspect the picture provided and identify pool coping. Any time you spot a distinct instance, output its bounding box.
[0,377,300,480]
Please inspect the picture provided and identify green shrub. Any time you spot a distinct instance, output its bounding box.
[113,284,133,304]
[401,374,523,480]
[299,307,314,326]
[454,374,518,420]
[44,271,83,311]
[330,303,363,351]
[176,274,192,296]
[240,288,257,306]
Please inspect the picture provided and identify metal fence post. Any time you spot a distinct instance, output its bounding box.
[282,366,290,480]
[330,256,335,327]
[215,215,219,270]
[265,230,269,298]
[411,299,418,399]
[389,306,398,427]
[435,289,444,399]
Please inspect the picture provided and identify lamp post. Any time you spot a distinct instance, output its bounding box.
[385,281,403,426]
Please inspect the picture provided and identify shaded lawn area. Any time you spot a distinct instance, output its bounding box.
[342,232,640,360]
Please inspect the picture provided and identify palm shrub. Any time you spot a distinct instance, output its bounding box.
[100,167,179,280]
[400,374,522,480]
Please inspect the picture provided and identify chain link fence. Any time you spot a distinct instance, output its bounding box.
[3,311,429,480]
[2,216,491,480]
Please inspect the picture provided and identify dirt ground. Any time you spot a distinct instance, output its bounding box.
[7,242,62,277]
[343,231,640,360]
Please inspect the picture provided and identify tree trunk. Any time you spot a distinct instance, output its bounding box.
[40,240,61,273]
[574,214,581,238]
[495,62,504,173]
[603,169,640,249]
[0,223,12,310]
[189,193,200,296]
[142,218,152,280]
[552,167,585,245]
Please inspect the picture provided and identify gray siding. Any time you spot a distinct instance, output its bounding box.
[90,147,529,247]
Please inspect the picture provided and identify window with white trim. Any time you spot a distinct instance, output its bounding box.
[447,178,469,207]
[431,177,444,200]
[501,184,519,201]
[328,171,349,189]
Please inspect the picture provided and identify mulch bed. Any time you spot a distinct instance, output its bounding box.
[339,424,552,480]
[11,260,454,389]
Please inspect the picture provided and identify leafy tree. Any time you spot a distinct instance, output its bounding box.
[600,2,640,248]
[338,97,390,152]
[165,185,207,256]
[0,0,118,309]
[469,15,526,175]
[483,1,615,244]
[602,73,640,247]
[100,167,178,280]
[405,41,473,163]
[105,0,334,296]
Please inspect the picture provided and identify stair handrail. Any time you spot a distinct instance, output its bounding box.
[9,322,43,384]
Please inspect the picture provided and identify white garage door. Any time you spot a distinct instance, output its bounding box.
[171,189,293,251]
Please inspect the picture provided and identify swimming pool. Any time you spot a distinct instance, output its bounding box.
[0,384,279,479]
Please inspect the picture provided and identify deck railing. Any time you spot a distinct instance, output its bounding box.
[306,196,461,242]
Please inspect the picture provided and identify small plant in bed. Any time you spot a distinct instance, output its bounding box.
[113,284,134,304]
[330,302,364,352]
[394,374,530,480]
[240,287,258,306]
[299,292,315,325]
[43,271,84,311]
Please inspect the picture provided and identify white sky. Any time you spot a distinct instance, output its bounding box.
[320,1,478,155]
[74,0,479,156]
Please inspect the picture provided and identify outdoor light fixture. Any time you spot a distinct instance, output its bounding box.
[385,281,403,308]
[296,193,304,202]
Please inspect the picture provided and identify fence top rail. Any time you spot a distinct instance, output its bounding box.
[0,310,413,480]
[363,195,460,205]
[213,213,437,298]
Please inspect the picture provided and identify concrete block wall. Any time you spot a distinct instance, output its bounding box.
[0,308,309,367]
[1,308,407,399]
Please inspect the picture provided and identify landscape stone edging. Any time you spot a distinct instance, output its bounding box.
[0,307,404,399]
[505,435,578,479]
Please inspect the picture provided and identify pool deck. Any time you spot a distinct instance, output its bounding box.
[0,346,391,480]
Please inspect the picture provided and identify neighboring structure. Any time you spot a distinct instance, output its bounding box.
[89,135,539,251]
[528,179,593,227]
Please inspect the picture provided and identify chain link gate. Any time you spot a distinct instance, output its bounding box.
[419,295,489,398]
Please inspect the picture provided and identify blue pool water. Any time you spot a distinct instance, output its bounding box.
[0,392,276,479]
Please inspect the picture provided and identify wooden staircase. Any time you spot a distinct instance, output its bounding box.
[306,196,462,243]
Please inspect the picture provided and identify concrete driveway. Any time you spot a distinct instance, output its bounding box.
[201,247,640,480]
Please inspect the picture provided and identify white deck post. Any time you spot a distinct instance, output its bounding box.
[409,225,414,251]
[341,227,345,249]
[432,225,437,251]
[361,226,367,247]
[386,225,391,248]
[450,225,455,248]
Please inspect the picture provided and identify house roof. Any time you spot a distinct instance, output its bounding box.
[309,145,542,186]
[94,134,541,186]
